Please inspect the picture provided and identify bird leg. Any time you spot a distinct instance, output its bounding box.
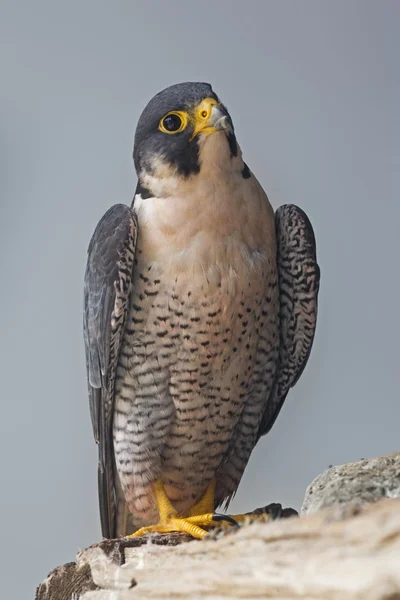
[127,479,290,539]
[127,480,216,539]
[127,479,236,540]
[126,481,289,540]
[184,481,276,528]
[187,477,216,516]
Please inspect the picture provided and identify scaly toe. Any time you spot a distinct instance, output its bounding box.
[170,517,209,538]
[228,511,273,525]
[126,517,210,540]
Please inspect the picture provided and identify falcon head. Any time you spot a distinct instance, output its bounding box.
[133,82,239,198]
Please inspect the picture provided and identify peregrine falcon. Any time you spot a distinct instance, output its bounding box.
[83,82,320,539]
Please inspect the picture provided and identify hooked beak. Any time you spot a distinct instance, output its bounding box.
[212,109,232,133]
[191,98,232,140]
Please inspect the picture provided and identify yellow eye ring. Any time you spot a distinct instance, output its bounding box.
[159,111,188,134]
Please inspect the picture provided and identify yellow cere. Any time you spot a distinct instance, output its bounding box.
[194,97,219,123]
[191,97,221,140]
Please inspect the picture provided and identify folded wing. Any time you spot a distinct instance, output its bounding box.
[83,204,137,538]
[258,204,320,438]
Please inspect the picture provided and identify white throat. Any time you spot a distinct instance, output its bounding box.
[139,132,243,199]
[132,133,274,288]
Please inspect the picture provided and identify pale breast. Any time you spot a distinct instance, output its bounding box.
[113,169,279,518]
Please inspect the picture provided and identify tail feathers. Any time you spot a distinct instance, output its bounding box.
[114,478,148,537]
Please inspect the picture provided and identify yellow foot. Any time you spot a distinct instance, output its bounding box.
[126,479,238,540]
[229,512,271,525]
[128,513,217,540]
[188,478,215,516]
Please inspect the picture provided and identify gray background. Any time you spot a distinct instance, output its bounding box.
[0,1,399,597]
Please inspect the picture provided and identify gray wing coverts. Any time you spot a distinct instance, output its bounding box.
[258,204,320,438]
[83,204,137,538]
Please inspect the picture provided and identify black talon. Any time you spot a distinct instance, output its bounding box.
[264,502,283,520]
[281,507,299,518]
[247,503,298,520]
[212,513,240,527]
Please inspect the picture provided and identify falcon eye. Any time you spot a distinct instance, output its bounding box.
[163,114,181,131]
[201,110,208,118]
[159,111,187,134]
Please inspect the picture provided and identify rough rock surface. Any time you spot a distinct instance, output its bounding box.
[36,499,400,600]
[302,452,400,514]
[36,453,400,599]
